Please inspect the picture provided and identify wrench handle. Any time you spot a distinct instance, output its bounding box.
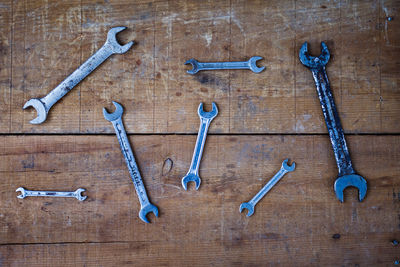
[26,190,75,198]
[311,67,354,176]
[198,61,249,70]
[41,44,113,110]
[249,168,287,206]
[112,118,150,207]
[188,118,211,175]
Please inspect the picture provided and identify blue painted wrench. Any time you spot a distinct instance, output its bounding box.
[103,102,158,223]
[185,56,265,74]
[240,159,295,217]
[299,42,367,202]
[182,103,218,190]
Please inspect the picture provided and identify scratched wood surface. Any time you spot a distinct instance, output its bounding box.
[0,135,399,266]
[0,0,397,134]
[1,0,400,266]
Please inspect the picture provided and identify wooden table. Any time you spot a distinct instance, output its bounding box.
[1,0,399,265]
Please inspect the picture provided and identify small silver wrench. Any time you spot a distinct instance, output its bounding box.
[23,27,134,124]
[240,159,295,217]
[185,56,265,74]
[299,42,367,202]
[182,102,218,190]
[16,187,86,201]
[103,101,158,223]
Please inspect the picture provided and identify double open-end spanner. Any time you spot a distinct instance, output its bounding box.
[185,57,265,74]
[240,159,295,217]
[23,27,134,124]
[299,42,367,202]
[16,187,86,201]
[182,102,218,190]
[103,101,158,223]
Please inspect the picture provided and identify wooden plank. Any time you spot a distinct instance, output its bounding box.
[5,0,399,134]
[0,234,398,266]
[0,135,398,265]
[380,0,400,133]
[0,0,11,132]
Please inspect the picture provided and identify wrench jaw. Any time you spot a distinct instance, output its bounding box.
[197,102,218,120]
[106,27,134,54]
[248,56,266,73]
[334,174,368,202]
[181,173,201,191]
[282,158,296,172]
[23,98,48,124]
[103,101,124,122]
[74,188,87,201]
[239,202,254,217]
[299,42,330,69]
[185,59,199,74]
[139,203,159,223]
[16,187,27,199]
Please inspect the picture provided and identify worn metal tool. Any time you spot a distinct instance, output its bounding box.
[23,27,134,124]
[16,187,86,201]
[103,101,158,223]
[240,159,295,217]
[182,102,218,190]
[299,41,367,202]
[185,57,265,74]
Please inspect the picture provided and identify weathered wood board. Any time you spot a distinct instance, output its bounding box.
[1,0,399,266]
[0,135,399,265]
[2,0,399,134]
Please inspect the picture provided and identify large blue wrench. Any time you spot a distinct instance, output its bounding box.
[299,42,367,202]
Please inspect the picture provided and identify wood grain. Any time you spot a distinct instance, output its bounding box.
[2,0,398,133]
[0,135,399,265]
[1,235,398,266]
[1,0,399,266]
[0,0,11,133]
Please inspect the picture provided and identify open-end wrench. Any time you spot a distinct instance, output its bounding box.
[240,159,295,217]
[23,27,134,124]
[182,102,218,190]
[103,101,158,223]
[299,42,367,202]
[16,187,86,201]
[185,56,265,74]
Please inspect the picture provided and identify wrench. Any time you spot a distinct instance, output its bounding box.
[185,56,265,74]
[16,187,86,201]
[23,27,134,124]
[299,42,367,202]
[240,159,295,217]
[182,102,218,190]
[103,101,158,223]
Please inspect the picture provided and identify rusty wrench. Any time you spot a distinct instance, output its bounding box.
[299,42,367,202]
[24,27,133,124]
[103,102,158,223]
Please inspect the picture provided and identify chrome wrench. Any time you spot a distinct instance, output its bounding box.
[299,42,367,202]
[182,102,218,190]
[103,101,158,223]
[185,56,265,74]
[23,27,134,124]
[16,187,86,201]
[240,159,295,217]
